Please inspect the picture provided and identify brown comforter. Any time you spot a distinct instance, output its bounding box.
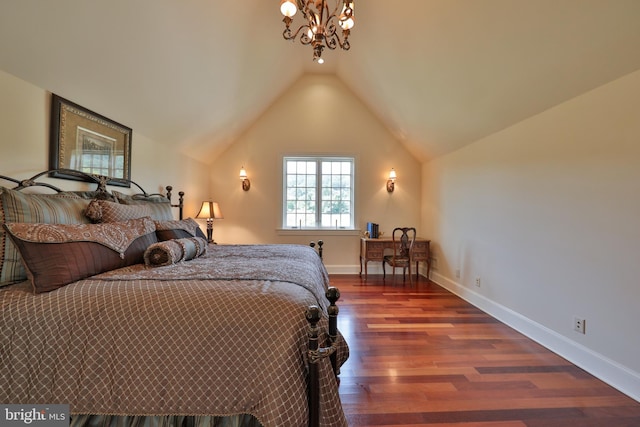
[0,244,348,427]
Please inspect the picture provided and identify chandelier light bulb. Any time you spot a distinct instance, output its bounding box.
[280,0,298,17]
[339,16,354,30]
[339,2,355,29]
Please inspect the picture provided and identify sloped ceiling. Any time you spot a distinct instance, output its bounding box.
[1,0,639,163]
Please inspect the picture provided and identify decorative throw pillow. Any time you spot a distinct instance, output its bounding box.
[0,187,91,287]
[112,190,174,221]
[3,216,157,293]
[144,236,207,267]
[154,218,206,241]
[85,199,153,223]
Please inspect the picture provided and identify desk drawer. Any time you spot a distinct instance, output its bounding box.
[412,241,429,260]
[367,241,385,249]
[366,250,384,259]
[363,241,385,260]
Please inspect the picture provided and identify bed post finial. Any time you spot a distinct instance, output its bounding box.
[309,240,324,260]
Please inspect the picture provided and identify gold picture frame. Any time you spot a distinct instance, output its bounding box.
[49,94,132,187]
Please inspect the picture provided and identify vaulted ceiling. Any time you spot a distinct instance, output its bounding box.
[1,1,639,163]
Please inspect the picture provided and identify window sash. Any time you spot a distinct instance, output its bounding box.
[283,157,354,229]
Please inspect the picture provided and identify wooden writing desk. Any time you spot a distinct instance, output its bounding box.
[360,237,431,280]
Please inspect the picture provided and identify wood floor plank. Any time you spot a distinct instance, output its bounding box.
[331,274,640,426]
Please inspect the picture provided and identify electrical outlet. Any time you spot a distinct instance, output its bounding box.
[574,317,586,334]
[475,277,481,287]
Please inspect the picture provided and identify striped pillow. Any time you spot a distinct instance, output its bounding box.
[0,187,91,287]
[154,218,206,241]
[112,190,174,221]
[3,217,157,293]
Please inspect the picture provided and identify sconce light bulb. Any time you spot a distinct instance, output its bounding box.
[240,166,250,191]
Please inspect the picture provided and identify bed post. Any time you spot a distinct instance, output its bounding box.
[326,287,340,375]
[309,240,324,260]
[306,306,321,427]
[305,286,341,427]
[166,186,185,220]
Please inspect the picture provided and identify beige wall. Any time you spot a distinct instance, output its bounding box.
[0,69,210,216]
[207,74,422,270]
[423,69,640,399]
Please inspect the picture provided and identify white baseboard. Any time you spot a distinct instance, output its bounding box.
[324,264,361,275]
[325,264,427,276]
[430,272,640,403]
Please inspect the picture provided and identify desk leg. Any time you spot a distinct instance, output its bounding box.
[360,257,369,280]
[359,259,370,281]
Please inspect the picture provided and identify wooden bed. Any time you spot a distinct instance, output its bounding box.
[0,169,348,427]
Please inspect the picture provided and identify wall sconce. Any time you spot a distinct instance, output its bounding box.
[386,168,396,193]
[239,166,250,191]
[196,201,224,243]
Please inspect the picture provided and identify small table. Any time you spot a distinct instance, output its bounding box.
[360,237,431,280]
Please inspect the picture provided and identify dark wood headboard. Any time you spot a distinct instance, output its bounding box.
[0,168,184,219]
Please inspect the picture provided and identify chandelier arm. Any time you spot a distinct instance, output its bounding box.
[323,15,350,50]
[300,27,314,45]
[283,24,314,43]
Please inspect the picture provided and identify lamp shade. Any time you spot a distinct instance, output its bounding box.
[196,201,224,219]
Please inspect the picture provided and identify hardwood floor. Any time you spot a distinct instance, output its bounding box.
[331,274,640,426]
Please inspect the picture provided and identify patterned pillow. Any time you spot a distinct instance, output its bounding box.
[3,217,157,293]
[154,218,206,241]
[0,187,91,287]
[112,190,174,221]
[85,199,153,223]
[144,236,207,267]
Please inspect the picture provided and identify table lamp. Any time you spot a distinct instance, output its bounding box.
[196,201,223,243]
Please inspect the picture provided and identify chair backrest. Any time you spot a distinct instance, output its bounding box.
[392,227,417,259]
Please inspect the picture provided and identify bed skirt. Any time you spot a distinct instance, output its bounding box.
[70,414,262,427]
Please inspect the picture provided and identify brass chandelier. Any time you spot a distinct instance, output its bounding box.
[280,0,355,64]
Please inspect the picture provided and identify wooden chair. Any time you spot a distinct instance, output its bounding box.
[383,227,417,284]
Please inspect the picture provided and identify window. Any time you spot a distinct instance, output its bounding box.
[283,157,354,229]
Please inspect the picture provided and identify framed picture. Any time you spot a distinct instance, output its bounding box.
[49,94,132,187]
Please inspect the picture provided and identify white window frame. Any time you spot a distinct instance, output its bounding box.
[282,156,355,230]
